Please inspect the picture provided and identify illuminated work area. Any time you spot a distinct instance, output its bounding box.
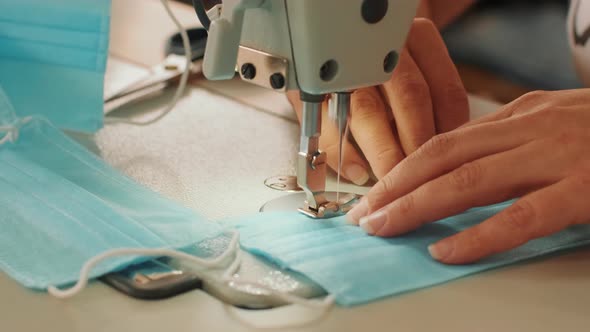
[1,0,590,331]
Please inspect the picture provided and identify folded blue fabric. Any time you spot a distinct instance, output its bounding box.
[0,87,222,290]
[234,205,590,306]
[0,0,111,33]
[0,0,111,132]
[0,59,105,132]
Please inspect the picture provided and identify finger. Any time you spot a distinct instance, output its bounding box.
[458,89,589,129]
[458,107,512,129]
[320,102,371,186]
[360,139,559,237]
[406,18,469,132]
[349,87,405,179]
[363,116,536,215]
[380,49,436,155]
[459,92,548,129]
[429,175,590,264]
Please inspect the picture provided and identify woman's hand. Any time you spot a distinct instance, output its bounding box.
[287,18,469,185]
[348,89,590,264]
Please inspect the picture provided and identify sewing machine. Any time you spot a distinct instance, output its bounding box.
[193,0,419,217]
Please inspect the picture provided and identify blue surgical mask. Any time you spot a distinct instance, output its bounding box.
[234,204,590,306]
[0,87,222,290]
[0,0,111,132]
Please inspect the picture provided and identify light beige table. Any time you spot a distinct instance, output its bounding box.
[2,1,590,331]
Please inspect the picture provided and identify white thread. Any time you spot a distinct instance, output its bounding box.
[104,0,191,126]
[0,116,33,145]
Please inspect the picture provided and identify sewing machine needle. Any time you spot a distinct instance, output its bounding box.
[330,92,352,203]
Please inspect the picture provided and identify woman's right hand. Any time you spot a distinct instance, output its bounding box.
[287,18,470,185]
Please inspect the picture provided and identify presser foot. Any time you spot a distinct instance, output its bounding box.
[260,192,361,219]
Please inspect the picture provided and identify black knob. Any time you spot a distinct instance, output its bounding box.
[270,73,285,89]
[361,0,388,24]
[240,63,256,80]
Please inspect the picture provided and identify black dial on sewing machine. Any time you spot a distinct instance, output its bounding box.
[361,0,389,24]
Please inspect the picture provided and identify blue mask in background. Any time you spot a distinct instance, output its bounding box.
[0,0,111,132]
[0,87,222,290]
[234,205,590,306]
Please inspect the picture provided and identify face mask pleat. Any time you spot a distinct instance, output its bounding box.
[0,1,110,132]
[237,205,590,306]
[261,226,362,253]
[0,0,110,33]
[1,153,167,248]
[0,38,106,72]
[0,97,222,290]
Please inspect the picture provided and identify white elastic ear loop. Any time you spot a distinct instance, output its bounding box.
[48,230,241,298]
[48,229,335,327]
[104,0,191,126]
[0,116,33,145]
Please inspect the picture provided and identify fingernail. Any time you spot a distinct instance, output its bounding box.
[346,198,368,225]
[344,164,370,186]
[428,241,453,261]
[359,210,387,235]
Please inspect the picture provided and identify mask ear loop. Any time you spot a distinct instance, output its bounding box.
[0,116,33,145]
[47,230,240,298]
[104,0,191,127]
[48,229,335,328]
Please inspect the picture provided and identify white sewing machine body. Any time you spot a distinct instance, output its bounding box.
[202,0,419,217]
[204,0,419,94]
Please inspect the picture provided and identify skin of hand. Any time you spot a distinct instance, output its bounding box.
[347,89,590,264]
[287,18,469,186]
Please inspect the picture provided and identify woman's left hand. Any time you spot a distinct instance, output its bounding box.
[348,89,590,264]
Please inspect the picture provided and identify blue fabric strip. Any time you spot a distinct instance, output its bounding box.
[0,0,111,33]
[0,59,104,132]
[0,115,222,289]
[233,206,590,306]
[0,20,110,53]
[0,37,108,72]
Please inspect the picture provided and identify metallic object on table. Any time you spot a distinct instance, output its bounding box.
[104,27,208,111]
[261,191,361,218]
[264,175,302,192]
[191,0,419,217]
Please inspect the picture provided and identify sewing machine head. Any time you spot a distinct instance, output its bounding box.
[194,0,419,217]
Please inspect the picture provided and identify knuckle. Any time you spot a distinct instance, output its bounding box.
[397,194,416,216]
[392,74,430,100]
[352,90,380,115]
[502,200,537,232]
[505,90,549,115]
[442,83,469,113]
[409,131,435,152]
[375,146,404,165]
[521,90,550,103]
[420,133,455,158]
[449,162,483,192]
[379,175,396,196]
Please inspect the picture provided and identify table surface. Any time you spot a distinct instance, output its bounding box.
[2,1,590,331]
